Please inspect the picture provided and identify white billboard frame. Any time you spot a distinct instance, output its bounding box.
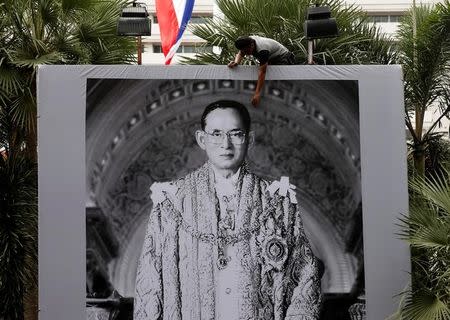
[37,65,409,320]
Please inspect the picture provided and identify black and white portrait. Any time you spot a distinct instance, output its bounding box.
[85,78,363,320]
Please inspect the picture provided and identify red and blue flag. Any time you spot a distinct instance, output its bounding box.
[156,0,195,64]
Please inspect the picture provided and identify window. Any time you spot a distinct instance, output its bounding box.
[183,45,197,53]
[372,15,389,23]
[153,44,213,54]
[190,15,211,24]
[153,45,162,53]
[152,14,211,24]
[366,14,404,23]
[389,15,402,22]
[195,45,213,53]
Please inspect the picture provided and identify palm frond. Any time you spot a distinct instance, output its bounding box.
[396,161,450,319]
[0,64,24,96]
[187,0,395,65]
[13,51,62,68]
[410,168,450,214]
[180,52,227,65]
[61,0,98,15]
[400,5,450,112]
[0,152,37,319]
[403,291,450,320]
[9,87,36,135]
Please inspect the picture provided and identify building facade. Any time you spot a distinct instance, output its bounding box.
[140,0,215,64]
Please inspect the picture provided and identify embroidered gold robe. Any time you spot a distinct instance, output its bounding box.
[134,163,321,320]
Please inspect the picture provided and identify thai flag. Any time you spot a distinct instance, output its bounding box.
[156,0,195,65]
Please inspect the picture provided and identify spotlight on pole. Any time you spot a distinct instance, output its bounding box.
[304,5,338,64]
[117,1,151,65]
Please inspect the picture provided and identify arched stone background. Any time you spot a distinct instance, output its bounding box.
[85,78,363,304]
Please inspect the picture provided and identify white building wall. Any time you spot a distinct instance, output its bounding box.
[351,0,440,11]
[348,0,442,36]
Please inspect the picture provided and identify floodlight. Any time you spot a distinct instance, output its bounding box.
[117,17,151,36]
[117,1,151,65]
[304,6,338,40]
[117,4,151,36]
[304,19,338,39]
[306,6,332,20]
[304,5,339,64]
[121,6,148,18]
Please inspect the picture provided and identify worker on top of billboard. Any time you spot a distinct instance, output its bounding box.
[228,36,295,107]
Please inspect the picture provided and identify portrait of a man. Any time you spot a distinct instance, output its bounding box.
[85,77,364,320]
[133,100,321,320]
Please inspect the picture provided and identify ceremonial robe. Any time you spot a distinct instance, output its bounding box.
[134,162,321,320]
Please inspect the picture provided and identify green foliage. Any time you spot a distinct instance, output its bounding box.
[399,2,450,175]
[393,2,450,316]
[407,134,450,179]
[424,135,450,177]
[399,4,450,115]
[0,0,137,318]
[394,166,450,320]
[181,0,397,65]
[0,152,37,320]
[0,0,136,138]
[0,102,37,320]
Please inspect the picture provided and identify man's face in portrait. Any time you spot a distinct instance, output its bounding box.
[196,108,251,173]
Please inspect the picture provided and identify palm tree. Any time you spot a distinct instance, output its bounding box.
[0,128,37,320]
[398,2,450,177]
[0,0,136,160]
[392,165,450,320]
[181,0,397,65]
[394,5,450,318]
[0,1,136,319]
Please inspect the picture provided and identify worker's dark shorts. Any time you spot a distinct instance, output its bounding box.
[269,52,296,65]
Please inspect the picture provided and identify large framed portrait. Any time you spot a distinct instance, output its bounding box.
[38,65,409,320]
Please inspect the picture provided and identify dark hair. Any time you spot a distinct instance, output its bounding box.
[234,36,254,50]
[201,100,251,132]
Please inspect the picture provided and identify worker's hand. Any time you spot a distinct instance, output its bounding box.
[251,93,261,107]
[228,61,238,68]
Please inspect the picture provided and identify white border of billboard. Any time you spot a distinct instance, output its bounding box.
[38,65,409,320]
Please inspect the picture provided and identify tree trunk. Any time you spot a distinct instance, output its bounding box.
[24,286,38,320]
[25,132,37,163]
[413,143,426,176]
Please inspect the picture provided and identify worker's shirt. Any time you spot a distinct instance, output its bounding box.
[250,35,290,64]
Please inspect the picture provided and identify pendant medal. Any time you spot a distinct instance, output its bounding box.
[217,256,229,270]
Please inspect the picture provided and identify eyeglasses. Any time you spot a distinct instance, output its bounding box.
[204,130,247,145]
